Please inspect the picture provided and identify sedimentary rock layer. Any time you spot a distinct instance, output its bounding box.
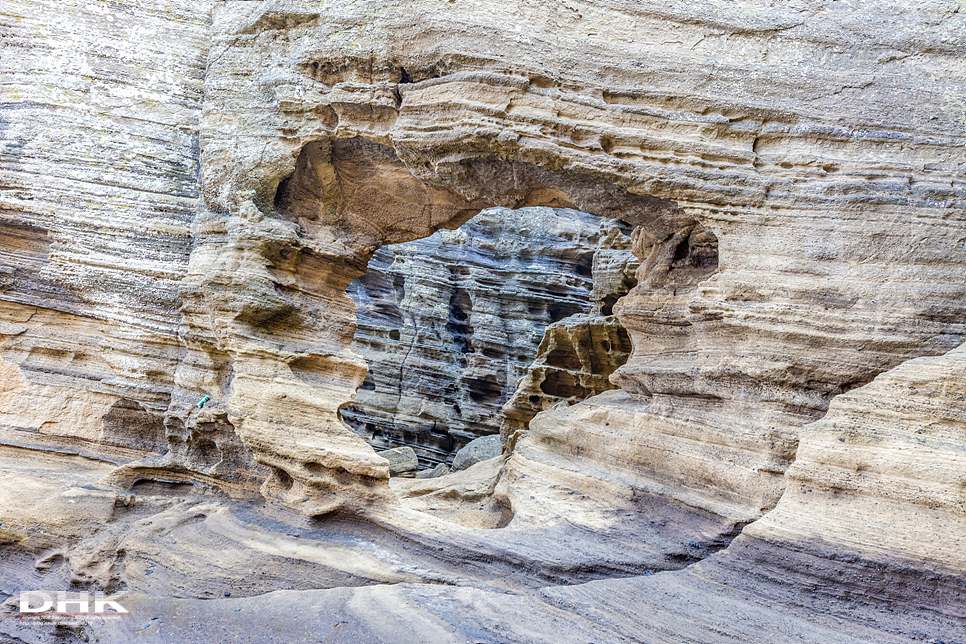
[0,0,212,464]
[345,206,612,467]
[0,1,964,642]
[718,343,966,634]
[0,0,961,517]
[502,217,638,445]
[185,0,965,512]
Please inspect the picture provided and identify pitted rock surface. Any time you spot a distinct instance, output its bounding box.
[0,1,964,643]
[345,206,609,467]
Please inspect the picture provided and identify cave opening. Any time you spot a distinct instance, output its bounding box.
[266,134,711,499]
[341,205,640,476]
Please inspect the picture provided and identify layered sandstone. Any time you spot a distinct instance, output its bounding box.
[501,217,638,446]
[0,0,964,643]
[718,344,966,634]
[0,0,212,470]
[187,0,965,515]
[344,205,605,467]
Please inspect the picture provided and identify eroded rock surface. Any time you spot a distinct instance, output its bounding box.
[1,0,965,642]
[502,218,639,446]
[345,206,607,467]
[185,0,965,513]
[0,0,211,470]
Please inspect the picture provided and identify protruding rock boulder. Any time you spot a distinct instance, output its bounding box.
[450,435,502,473]
[378,446,419,476]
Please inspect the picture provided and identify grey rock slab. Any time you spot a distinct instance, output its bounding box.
[450,435,501,472]
[379,446,419,475]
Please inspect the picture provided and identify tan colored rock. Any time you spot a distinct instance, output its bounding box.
[0,0,959,521]
[0,0,210,418]
[0,0,965,642]
[0,358,116,443]
[190,0,959,515]
[390,456,507,529]
[726,344,966,620]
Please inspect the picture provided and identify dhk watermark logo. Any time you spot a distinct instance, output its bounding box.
[18,591,129,620]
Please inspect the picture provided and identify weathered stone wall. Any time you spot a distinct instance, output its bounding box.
[0,0,214,464]
[0,0,962,523]
[181,1,966,635]
[188,0,965,519]
[0,2,964,641]
[345,206,608,468]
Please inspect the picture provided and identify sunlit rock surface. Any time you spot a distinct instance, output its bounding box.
[1,0,965,642]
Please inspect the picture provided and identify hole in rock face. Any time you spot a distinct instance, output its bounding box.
[540,371,590,398]
[616,327,633,353]
[468,375,502,403]
[273,468,295,492]
[271,135,685,486]
[100,399,168,454]
[343,206,639,470]
[601,295,619,317]
[187,437,221,469]
[305,461,326,475]
[548,300,585,324]
[446,288,475,354]
[131,479,195,496]
[545,347,583,371]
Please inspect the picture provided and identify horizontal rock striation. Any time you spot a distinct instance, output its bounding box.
[345,206,606,468]
[709,344,966,638]
[1,0,965,642]
[501,218,638,446]
[0,0,212,463]
[191,0,965,516]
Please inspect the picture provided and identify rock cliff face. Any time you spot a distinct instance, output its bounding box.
[501,217,638,446]
[189,0,965,515]
[0,0,213,467]
[345,206,631,468]
[1,1,965,643]
[722,343,966,629]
